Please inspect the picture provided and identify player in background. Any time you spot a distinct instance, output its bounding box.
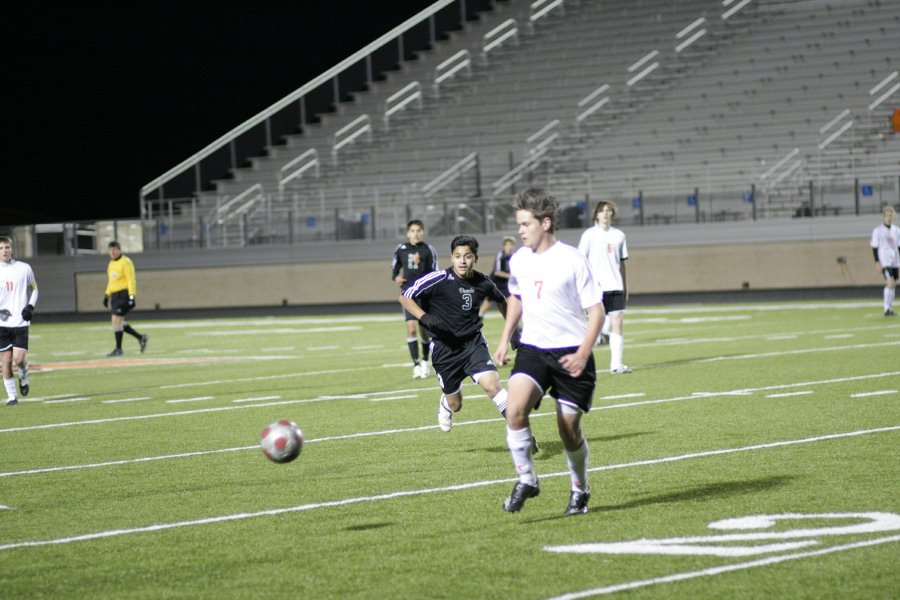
[400,235,514,433]
[871,205,899,316]
[103,241,148,356]
[391,219,439,378]
[478,236,516,319]
[0,236,38,405]
[494,187,605,515]
[578,200,631,373]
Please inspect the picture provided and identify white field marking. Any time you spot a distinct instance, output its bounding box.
[766,391,813,398]
[543,535,900,600]
[694,340,900,363]
[765,335,798,341]
[823,334,854,339]
[158,367,351,389]
[165,396,216,404]
[0,505,12,510]
[261,347,295,352]
[49,351,89,357]
[368,394,421,402]
[627,316,750,325]
[307,345,340,351]
[600,393,646,400]
[0,426,896,552]
[0,413,526,479]
[197,326,361,336]
[850,390,897,398]
[355,344,386,350]
[231,395,281,404]
[5,370,900,435]
[43,397,91,404]
[101,397,153,404]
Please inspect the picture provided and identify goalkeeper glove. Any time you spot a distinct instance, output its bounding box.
[128,295,136,308]
[21,305,34,321]
[103,296,109,308]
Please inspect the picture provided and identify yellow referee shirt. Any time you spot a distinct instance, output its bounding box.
[105,255,137,296]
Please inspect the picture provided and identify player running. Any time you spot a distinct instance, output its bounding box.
[0,236,38,405]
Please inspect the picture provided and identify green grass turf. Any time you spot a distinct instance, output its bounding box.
[0,300,897,598]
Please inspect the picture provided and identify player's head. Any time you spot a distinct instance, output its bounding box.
[884,206,896,225]
[502,236,516,253]
[108,240,122,260]
[406,219,425,244]
[450,235,478,278]
[593,200,618,226]
[0,236,12,263]
[514,187,559,250]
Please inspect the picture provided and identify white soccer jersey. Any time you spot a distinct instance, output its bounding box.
[871,223,900,268]
[508,241,602,349]
[0,259,37,327]
[578,224,628,292]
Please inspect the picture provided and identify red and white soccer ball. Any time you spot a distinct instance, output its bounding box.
[260,420,304,463]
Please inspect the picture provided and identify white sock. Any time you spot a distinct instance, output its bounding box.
[565,440,590,492]
[601,318,611,336]
[17,364,28,382]
[507,426,536,485]
[491,388,508,416]
[4,378,17,401]
[886,287,895,312]
[609,333,624,370]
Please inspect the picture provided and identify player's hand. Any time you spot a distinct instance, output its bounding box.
[419,313,442,332]
[128,295,136,308]
[102,296,109,308]
[21,304,34,321]
[395,274,406,287]
[494,344,509,367]
[559,352,589,378]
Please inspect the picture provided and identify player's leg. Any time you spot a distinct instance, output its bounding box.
[502,371,544,512]
[417,321,431,377]
[474,370,507,416]
[110,313,125,356]
[1,346,16,405]
[12,345,28,397]
[404,312,421,377]
[608,311,629,372]
[432,340,464,432]
[122,322,148,352]
[883,268,897,316]
[553,355,596,516]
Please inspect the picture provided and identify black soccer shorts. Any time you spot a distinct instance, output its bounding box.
[109,290,131,316]
[0,326,29,352]
[511,344,596,413]
[430,334,497,395]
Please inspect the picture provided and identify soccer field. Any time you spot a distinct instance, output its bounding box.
[1,300,898,599]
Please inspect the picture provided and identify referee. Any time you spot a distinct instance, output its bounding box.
[103,241,148,356]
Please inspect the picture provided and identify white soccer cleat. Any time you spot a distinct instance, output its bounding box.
[437,398,453,432]
[418,361,430,379]
[610,365,632,374]
[412,363,422,379]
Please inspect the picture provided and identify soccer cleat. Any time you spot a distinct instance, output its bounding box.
[412,363,422,379]
[530,435,540,454]
[886,309,896,317]
[418,361,430,379]
[502,480,540,513]
[564,489,591,516]
[139,334,149,353]
[437,398,453,432]
[108,348,124,357]
[6,397,17,406]
[610,365,632,374]
[597,333,610,345]
[18,375,29,397]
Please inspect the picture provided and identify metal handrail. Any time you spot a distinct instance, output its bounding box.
[491,145,550,197]
[279,149,320,189]
[433,49,472,97]
[482,18,518,63]
[422,152,479,197]
[384,81,423,131]
[332,115,373,164]
[213,183,264,224]
[140,0,458,199]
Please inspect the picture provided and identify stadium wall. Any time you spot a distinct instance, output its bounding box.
[64,217,883,312]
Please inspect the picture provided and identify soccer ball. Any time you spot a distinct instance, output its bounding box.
[260,420,304,463]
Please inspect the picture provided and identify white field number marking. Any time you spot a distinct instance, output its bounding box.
[544,512,900,557]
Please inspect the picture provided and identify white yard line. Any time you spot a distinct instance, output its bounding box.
[3,371,899,435]
[0,425,896,552]
[101,397,153,404]
[544,534,900,599]
[850,390,897,398]
[765,391,813,398]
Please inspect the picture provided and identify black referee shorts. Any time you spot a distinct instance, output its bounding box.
[109,290,131,316]
[511,344,595,413]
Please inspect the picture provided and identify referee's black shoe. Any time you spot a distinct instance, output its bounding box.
[502,480,540,513]
[140,334,149,353]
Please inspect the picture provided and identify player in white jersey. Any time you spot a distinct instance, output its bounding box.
[0,236,38,405]
[578,200,631,373]
[494,187,605,515]
[870,205,899,316]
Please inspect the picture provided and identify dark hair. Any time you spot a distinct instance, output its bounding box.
[513,187,559,232]
[406,219,424,230]
[450,235,479,256]
[0,235,12,246]
[108,240,121,249]
[592,200,618,222]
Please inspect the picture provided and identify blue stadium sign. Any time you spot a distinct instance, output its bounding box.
[632,196,641,209]
[861,184,873,197]
[687,193,697,206]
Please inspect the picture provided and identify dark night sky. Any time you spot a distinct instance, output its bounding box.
[4,1,473,226]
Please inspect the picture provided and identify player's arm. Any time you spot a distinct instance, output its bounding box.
[22,269,38,321]
[399,293,442,332]
[494,294,522,366]
[559,303,605,377]
[620,259,628,302]
[125,259,137,297]
[391,248,406,286]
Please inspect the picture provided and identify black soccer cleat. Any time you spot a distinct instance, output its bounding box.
[502,480,540,513]
[107,348,124,357]
[886,309,896,317]
[564,490,591,516]
[6,398,18,406]
[139,334,149,353]
[18,379,29,397]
